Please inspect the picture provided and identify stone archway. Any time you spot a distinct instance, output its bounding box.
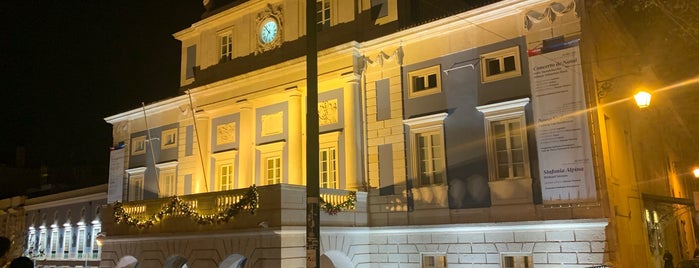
[116,255,139,268]
[320,250,353,268]
[219,253,247,268]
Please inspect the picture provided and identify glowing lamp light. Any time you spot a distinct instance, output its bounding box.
[693,167,699,178]
[634,91,652,108]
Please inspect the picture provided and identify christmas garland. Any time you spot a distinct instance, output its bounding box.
[320,191,357,215]
[113,185,258,229]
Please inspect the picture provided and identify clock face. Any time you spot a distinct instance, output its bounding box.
[260,20,278,44]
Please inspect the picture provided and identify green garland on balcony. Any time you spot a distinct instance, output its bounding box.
[320,191,357,215]
[113,185,258,229]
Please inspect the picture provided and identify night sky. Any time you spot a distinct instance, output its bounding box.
[0,0,203,196]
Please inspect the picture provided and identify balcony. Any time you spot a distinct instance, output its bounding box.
[103,184,367,236]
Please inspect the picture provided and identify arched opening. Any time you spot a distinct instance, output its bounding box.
[116,255,139,268]
[164,255,189,268]
[320,250,353,268]
[219,253,247,268]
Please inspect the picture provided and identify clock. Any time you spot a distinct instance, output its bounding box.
[260,19,278,44]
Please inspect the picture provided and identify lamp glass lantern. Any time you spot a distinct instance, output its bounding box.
[634,91,652,108]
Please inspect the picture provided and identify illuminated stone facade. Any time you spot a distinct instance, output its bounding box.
[100,0,697,267]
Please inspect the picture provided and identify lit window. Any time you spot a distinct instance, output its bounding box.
[219,31,233,62]
[476,98,531,181]
[266,157,281,185]
[38,229,47,256]
[316,0,331,31]
[408,65,441,98]
[161,128,177,149]
[219,163,234,190]
[502,254,532,268]
[404,113,448,187]
[76,228,86,259]
[131,136,146,155]
[91,226,101,260]
[160,172,177,197]
[27,230,36,256]
[63,228,72,259]
[319,132,340,189]
[257,141,285,185]
[480,46,521,83]
[50,229,59,259]
[129,175,144,201]
[422,254,447,268]
[319,147,338,189]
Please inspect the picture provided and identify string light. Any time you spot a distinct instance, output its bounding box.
[113,186,259,229]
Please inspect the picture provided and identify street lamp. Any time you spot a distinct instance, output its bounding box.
[693,167,699,179]
[634,91,652,108]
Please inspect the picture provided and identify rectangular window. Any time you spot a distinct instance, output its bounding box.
[492,119,526,179]
[502,254,532,268]
[185,45,196,79]
[404,113,448,187]
[219,31,233,62]
[161,128,177,149]
[63,229,72,259]
[160,172,177,197]
[27,230,36,255]
[76,228,86,259]
[131,136,146,155]
[319,147,338,188]
[266,157,281,185]
[39,230,47,256]
[129,176,144,201]
[408,65,441,98]
[91,226,101,260]
[50,229,59,259]
[316,0,331,31]
[416,131,445,185]
[481,46,521,83]
[219,163,234,190]
[422,254,447,268]
[476,98,531,182]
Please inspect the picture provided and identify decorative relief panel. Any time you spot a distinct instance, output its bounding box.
[261,112,284,136]
[216,122,236,145]
[318,99,338,126]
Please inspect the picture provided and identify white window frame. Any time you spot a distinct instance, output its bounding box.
[319,132,340,189]
[421,253,447,268]
[90,225,101,260]
[62,228,72,259]
[131,135,146,155]
[161,128,177,149]
[27,229,36,255]
[126,167,147,201]
[156,161,178,197]
[480,46,522,83]
[50,228,59,259]
[218,29,234,62]
[76,227,86,259]
[476,98,531,181]
[38,228,47,256]
[404,113,448,187]
[317,0,332,31]
[213,150,238,191]
[257,141,285,185]
[408,65,442,98]
[501,253,533,268]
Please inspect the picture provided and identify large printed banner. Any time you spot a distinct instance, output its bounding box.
[108,149,125,204]
[529,41,597,204]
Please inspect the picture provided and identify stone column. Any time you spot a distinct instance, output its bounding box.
[287,88,303,185]
[238,100,254,188]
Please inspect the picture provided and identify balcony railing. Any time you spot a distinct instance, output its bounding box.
[105,184,367,235]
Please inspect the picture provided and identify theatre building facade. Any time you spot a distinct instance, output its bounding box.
[101,0,692,267]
